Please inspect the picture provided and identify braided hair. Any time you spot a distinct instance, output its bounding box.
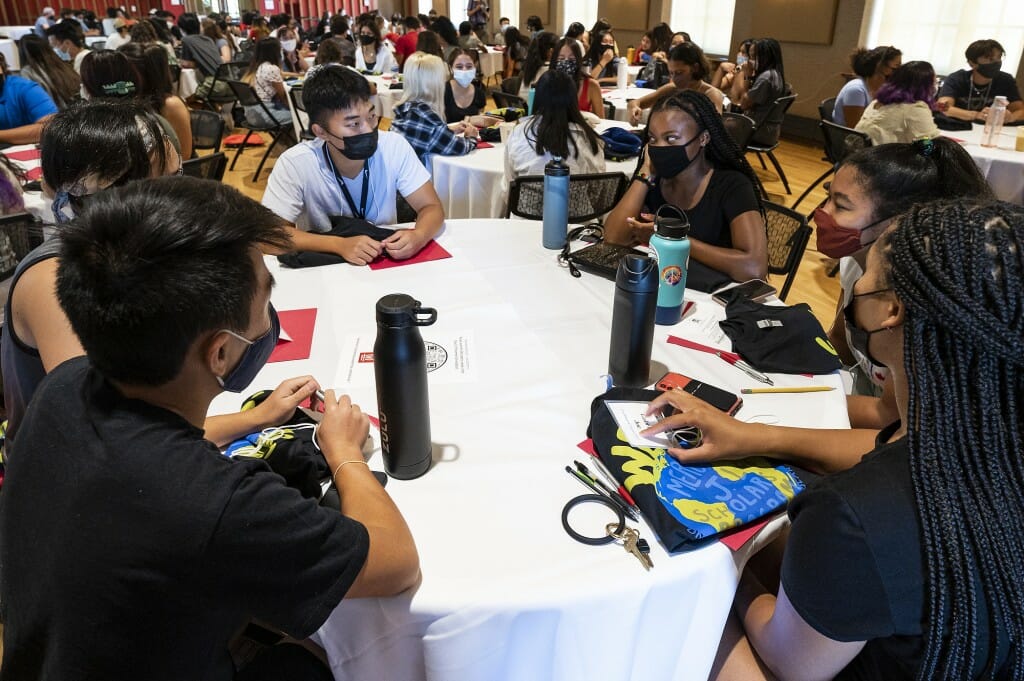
[879,200,1024,679]
[647,89,765,221]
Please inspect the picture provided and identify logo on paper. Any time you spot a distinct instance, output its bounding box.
[661,265,683,286]
[358,352,374,363]
[424,341,448,372]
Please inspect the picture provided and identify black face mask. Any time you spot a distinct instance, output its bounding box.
[843,287,892,368]
[326,127,379,160]
[359,33,376,45]
[976,61,1001,79]
[647,131,702,180]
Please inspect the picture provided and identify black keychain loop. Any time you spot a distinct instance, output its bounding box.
[561,494,626,545]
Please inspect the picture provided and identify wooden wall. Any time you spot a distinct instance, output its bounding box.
[2,0,164,27]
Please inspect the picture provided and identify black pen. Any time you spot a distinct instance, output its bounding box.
[565,465,639,521]
[574,460,632,511]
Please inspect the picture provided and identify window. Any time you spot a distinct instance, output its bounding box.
[865,0,1024,77]
[670,0,737,56]
[501,0,518,30]
[567,0,598,35]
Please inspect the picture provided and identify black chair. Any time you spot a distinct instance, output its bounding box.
[603,100,615,120]
[501,76,521,95]
[396,194,417,223]
[169,63,182,85]
[819,96,836,124]
[181,152,228,181]
[764,201,813,301]
[224,80,296,182]
[201,60,248,111]
[722,112,768,198]
[791,120,872,210]
[91,40,106,51]
[490,90,527,111]
[505,172,629,224]
[189,108,226,153]
[747,93,798,195]
[287,84,315,140]
[0,212,45,283]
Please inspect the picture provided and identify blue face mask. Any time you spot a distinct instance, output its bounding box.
[53,46,71,61]
[217,304,280,392]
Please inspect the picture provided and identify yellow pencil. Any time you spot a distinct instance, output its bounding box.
[741,386,836,394]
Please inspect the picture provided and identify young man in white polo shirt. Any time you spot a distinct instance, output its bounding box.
[262,65,445,266]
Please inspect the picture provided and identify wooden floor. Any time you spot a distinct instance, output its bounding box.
[220,124,839,329]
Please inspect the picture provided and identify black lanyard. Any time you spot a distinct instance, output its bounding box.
[323,144,370,220]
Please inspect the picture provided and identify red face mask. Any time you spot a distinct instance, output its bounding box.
[813,207,886,259]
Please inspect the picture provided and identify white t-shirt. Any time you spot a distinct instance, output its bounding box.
[355,45,397,74]
[253,62,283,103]
[104,31,130,51]
[262,132,431,231]
[72,48,91,74]
[503,117,606,180]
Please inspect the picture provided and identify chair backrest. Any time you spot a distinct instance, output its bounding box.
[225,79,261,108]
[215,60,249,83]
[501,76,521,95]
[91,40,106,51]
[287,85,314,140]
[603,99,615,120]
[189,108,226,152]
[181,152,228,181]
[396,194,417,223]
[763,200,812,301]
[0,212,45,282]
[506,172,629,223]
[819,96,836,123]
[169,63,182,83]
[820,119,872,166]
[490,90,527,111]
[722,112,757,152]
[750,93,798,147]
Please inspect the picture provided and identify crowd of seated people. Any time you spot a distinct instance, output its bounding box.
[1,8,1022,679]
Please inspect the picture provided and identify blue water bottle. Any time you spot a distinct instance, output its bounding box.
[527,86,535,114]
[542,156,570,249]
[649,205,691,325]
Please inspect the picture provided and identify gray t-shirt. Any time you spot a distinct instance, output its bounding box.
[181,34,222,77]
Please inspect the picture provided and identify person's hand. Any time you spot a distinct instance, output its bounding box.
[628,102,643,125]
[316,390,370,468]
[976,107,989,122]
[718,62,736,75]
[336,235,384,266]
[740,59,754,77]
[470,114,501,128]
[463,122,480,139]
[650,50,666,63]
[599,47,615,67]
[625,213,655,241]
[640,390,761,463]
[382,229,428,260]
[249,375,320,427]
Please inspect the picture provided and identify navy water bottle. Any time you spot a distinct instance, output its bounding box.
[542,156,570,249]
[608,255,659,387]
[649,205,691,325]
[374,294,437,480]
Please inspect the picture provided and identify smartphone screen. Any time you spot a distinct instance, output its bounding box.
[712,280,777,306]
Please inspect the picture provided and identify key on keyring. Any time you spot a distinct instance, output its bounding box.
[606,524,654,571]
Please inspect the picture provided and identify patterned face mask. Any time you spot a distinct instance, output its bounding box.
[554,58,577,77]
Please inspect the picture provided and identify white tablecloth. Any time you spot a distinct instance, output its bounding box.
[947,123,1024,205]
[1,144,52,224]
[0,26,34,41]
[479,49,503,82]
[0,38,19,72]
[84,35,106,48]
[178,67,199,99]
[601,87,657,123]
[208,218,849,681]
[366,74,403,119]
[429,121,640,219]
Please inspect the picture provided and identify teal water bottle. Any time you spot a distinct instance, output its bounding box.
[527,86,535,114]
[542,156,570,249]
[649,205,690,325]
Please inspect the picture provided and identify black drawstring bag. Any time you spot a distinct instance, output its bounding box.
[277,216,393,269]
[587,387,814,553]
[719,299,842,374]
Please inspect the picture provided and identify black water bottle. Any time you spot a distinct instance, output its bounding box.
[608,255,659,387]
[374,294,437,480]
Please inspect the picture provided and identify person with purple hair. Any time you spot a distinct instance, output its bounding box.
[854,60,940,145]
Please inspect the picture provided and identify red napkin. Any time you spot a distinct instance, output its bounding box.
[268,308,317,362]
[4,148,41,162]
[25,167,43,181]
[368,239,451,270]
[475,141,494,149]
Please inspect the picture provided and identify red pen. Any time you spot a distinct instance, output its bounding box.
[716,351,774,386]
[586,451,640,511]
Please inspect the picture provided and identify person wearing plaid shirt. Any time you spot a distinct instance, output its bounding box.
[390,52,479,162]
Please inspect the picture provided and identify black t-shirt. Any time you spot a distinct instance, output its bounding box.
[938,68,1022,111]
[443,80,486,123]
[0,357,370,681]
[782,423,1012,680]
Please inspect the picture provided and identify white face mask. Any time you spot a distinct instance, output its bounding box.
[280,39,296,52]
[453,68,476,87]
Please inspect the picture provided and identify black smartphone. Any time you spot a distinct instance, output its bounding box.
[712,280,777,306]
[656,371,743,415]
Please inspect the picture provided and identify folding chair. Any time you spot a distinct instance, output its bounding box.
[490,90,527,111]
[0,212,45,284]
[505,172,628,224]
[181,152,228,181]
[747,93,798,195]
[763,201,813,301]
[225,80,296,182]
[791,120,872,210]
[189,108,226,154]
[200,60,247,112]
[500,76,521,95]
[287,84,315,140]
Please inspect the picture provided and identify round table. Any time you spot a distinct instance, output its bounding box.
[601,86,657,123]
[944,123,1024,205]
[429,121,641,219]
[208,218,849,681]
[0,26,34,41]
[0,38,19,72]
[177,67,199,100]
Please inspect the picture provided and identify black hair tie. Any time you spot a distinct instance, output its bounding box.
[561,494,626,545]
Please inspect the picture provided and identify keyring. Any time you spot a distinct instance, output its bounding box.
[561,494,626,545]
[671,426,703,449]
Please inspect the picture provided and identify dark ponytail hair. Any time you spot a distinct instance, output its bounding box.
[527,70,601,159]
[521,31,558,87]
[878,199,1024,679]
[841,137,994,222]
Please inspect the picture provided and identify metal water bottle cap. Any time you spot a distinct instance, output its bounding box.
[545,156,569,175]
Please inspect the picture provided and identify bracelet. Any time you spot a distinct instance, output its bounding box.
[332,459,370,479]
[561,494,626,545]
[633,171,654,187]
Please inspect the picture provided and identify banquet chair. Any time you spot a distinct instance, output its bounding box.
[490,90,527,111]
[747,93,798,195]
[199,60,247,112]
[791,119,872,210]
[287,85,315,140]
[764,201,813,301]
[225,80,297,183]
[181,152,228,181]
[505,172,628,224]
[0,213,45,285]
[91,40,106,51]
[603,100,615,120]
[189,109,226,153]
[722,112,767,198]
[819,96,836,123]
[501,76,521,95]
